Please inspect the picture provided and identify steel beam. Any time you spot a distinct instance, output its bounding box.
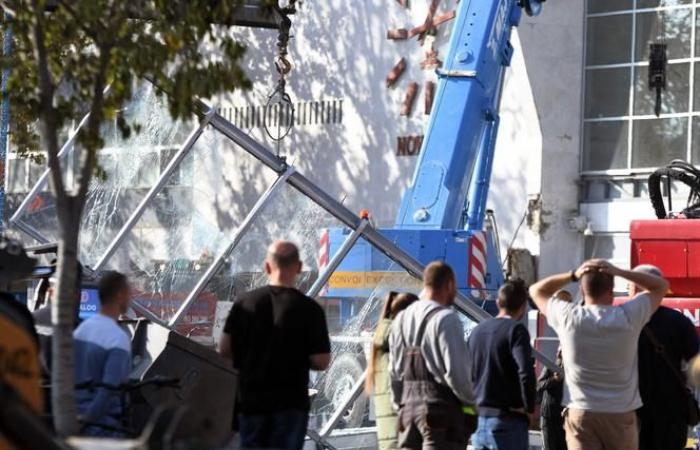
[305,429,338,450]
[306,220,368,299]
[9,112,91,226]
[209,113,287,173]
[211,111,491,319]
[91,109,214,272]
[207,111,559,371]
[130,297,169,328]
[13,219,51,245]
[168,166,295,328]
[0,17,13,232]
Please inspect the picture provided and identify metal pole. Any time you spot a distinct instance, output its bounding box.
[168,166,295,327]
[306,220,368,299]
[91,109,214,272]
[306,428,338,450]
[0,16,12,231]
[209,113,286,173]
[319,369,367,438]
[9,112,90,225]
[130,298,169,328]
[13,219,50,244]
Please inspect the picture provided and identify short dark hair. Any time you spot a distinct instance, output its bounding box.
[98,271,129,305]
[423,261,455,291]
[497,279,528,313]
[581,271,614,298]
[268,242,300,268]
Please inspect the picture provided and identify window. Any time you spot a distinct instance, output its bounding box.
[583,1,700,172]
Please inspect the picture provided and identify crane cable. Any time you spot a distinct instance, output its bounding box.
[265,1,298,158]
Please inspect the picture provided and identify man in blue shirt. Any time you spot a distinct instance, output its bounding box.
[468,279,536,450]
[74,271,132,436]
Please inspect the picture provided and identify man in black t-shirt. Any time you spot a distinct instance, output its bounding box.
[219,240,331,450]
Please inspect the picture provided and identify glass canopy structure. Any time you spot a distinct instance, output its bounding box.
[8,83,532,446]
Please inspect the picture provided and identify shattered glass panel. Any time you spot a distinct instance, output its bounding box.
[104,125,277,336]
[216,183,345,292]
[309,260,423,432]
[12,83,194,267]
[304,236,479,434]
[191,181,346,345]
[4,117,75,229]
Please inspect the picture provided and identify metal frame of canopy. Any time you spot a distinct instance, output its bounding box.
[9,88,556,449]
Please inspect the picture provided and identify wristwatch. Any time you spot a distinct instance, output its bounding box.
[570,269,578,282]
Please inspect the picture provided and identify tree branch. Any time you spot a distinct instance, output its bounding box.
[52,0,103,39]
[75,45,110,210]
[30,0,68,213]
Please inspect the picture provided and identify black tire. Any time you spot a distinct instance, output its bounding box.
[322,353,368,428]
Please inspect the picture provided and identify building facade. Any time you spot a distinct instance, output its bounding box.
[215,0,568,280]
[6,0,693,287]
[214,0,697,283]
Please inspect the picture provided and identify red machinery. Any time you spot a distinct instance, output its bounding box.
[628,160,700,333]
[630,219,700,331]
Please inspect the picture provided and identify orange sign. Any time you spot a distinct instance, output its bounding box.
[328,271,421,290]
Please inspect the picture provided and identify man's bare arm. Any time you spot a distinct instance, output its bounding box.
[219,332,233,360]
[310,352,331,371]
[530,263,594,314]
[529,273,573,315]
[597,261,668,311]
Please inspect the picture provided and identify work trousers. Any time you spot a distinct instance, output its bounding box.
[471,415,529,450]
[238,409,308,450]
[398,402,476,450]
[563,409,637,450]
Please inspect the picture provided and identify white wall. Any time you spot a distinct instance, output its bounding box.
[488,30,542,255]
[215,0,545,262]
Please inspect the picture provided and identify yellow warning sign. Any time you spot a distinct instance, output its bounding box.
[328,271,422,290]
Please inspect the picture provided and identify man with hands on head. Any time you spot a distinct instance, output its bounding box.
[529,259,669,450]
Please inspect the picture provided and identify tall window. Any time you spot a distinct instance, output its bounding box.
[583,0,699,173]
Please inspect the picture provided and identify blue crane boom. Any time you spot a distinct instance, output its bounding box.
[396,0,522,231]
[326,0,544,309]
[318,2,552,421]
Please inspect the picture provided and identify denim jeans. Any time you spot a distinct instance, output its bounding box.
[471,415,529,450]
[239,410,308,450]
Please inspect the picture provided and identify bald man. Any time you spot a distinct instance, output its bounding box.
[220,241,331,450]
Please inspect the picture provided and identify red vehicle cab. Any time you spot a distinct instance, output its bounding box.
[629,219,700,333]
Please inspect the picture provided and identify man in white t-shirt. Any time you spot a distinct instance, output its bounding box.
[529,259,668,450]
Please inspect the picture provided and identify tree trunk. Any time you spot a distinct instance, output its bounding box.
[51,213,81,436]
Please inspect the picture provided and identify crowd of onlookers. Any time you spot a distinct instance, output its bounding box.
[367,258,699,450]
[363,259,697,450]
[48,239,699,450]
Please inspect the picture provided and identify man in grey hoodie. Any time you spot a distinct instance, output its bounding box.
[389,261,477,450]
